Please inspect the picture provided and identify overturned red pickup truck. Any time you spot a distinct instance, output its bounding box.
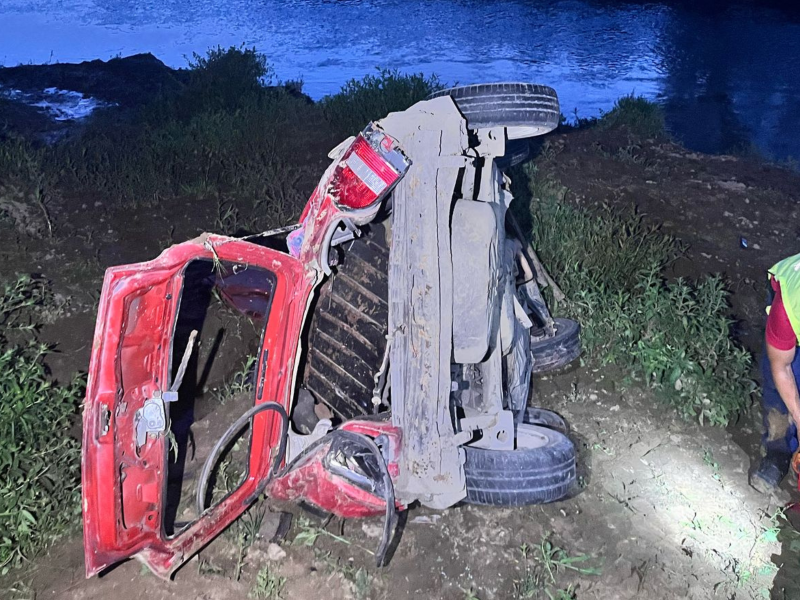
[81,83,581,579]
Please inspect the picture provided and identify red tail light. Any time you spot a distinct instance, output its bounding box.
[330,127,410,211]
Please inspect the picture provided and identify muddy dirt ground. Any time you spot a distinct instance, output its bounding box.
[4,94,800,599]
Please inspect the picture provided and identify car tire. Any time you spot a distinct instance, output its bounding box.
[303,223,390,419]
[523,406,569,435]
[495,139,531,170]
[463,422,576,506]
[428,82,560,139]
[531,318,581,374]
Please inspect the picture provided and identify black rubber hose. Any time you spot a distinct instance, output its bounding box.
[326,430,397,567]
[195,401,289,516]
[253,427,398,566]
[196,401,397,566]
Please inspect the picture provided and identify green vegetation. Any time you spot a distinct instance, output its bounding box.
[514,535,601,599]
[250,564,286,599]
[321,68,443,136]
[522,164,753,426]
[292,515,375,556]
[49,46,315,228]
[231,502,266,581]
[0,136,53,238]
[0,276,83,574]
[0,48,443,237]
[214,355,257,405]
[316,551,374,600]
[597,94,666,138]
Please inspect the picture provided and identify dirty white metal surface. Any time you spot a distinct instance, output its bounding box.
[380,97,470,508]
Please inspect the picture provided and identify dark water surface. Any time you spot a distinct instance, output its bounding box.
[1,0,799,159]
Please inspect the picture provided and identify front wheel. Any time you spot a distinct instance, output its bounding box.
[428,82,560,139]
[463,423,576,506]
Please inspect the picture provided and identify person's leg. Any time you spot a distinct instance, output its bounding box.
[751,347,797,491]
[789,348,800,454]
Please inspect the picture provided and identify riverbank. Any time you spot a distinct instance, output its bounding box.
[2,50,800,600]
[4,0,800,161]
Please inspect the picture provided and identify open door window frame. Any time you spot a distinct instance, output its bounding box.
[81,234,313,579]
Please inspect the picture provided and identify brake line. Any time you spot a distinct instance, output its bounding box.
[195,405,398,567]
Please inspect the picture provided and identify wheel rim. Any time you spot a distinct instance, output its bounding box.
[507,125,558,139]
[515,424,553,450]
[464,423,556,451]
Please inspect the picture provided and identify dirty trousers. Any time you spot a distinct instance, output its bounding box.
[761,346,800,457]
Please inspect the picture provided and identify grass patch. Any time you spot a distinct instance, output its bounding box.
[292,515,375,556]
[521,164,753,426]
[0,276,83,573]
[316,551,374,600]
[1,49,443,238]
[597,94,666,138]
[0,135,54,237]
[250,564,286,599]
[1,46,323,233]
[321,68,443,136]
[514,535,601,599]
[214,354,257,405]
[51,69,317,226]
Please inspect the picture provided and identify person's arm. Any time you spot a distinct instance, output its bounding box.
[767,342,800,427]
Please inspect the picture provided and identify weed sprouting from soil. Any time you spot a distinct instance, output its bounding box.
[0,136,55,237]
[229,501,267,581]
[514,544,543,598]
[316,551,374,600]
[522,163,754,425]
[597,94,666,138]
[461,586,482,600]
[537,536,602,581]
[546,587,578,600]
[214,354,257,405]
[250,564,286,599]
[514,535,600,600]
[0,276,83,573]
[3,578,35,600]
[293,516,375,556]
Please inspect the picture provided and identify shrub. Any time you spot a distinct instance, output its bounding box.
[0,135,54,237]
[143,45,275,123]
[0,276,83,573]
[41,46,320,227]
[523,165,753,425]
[1,54,444,232]
[322,69,443,136]
[598,94,666,138]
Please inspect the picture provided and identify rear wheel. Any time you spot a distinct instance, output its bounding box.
[463,421,576,506]
[531,318,581,374]
[428,82,560,139]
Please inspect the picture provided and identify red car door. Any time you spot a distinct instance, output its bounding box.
[81,234,313,579]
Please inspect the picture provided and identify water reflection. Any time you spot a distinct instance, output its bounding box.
[1,0,799,158]
[659,5,800,156]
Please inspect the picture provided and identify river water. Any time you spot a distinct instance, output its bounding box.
[1,0,799,159]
